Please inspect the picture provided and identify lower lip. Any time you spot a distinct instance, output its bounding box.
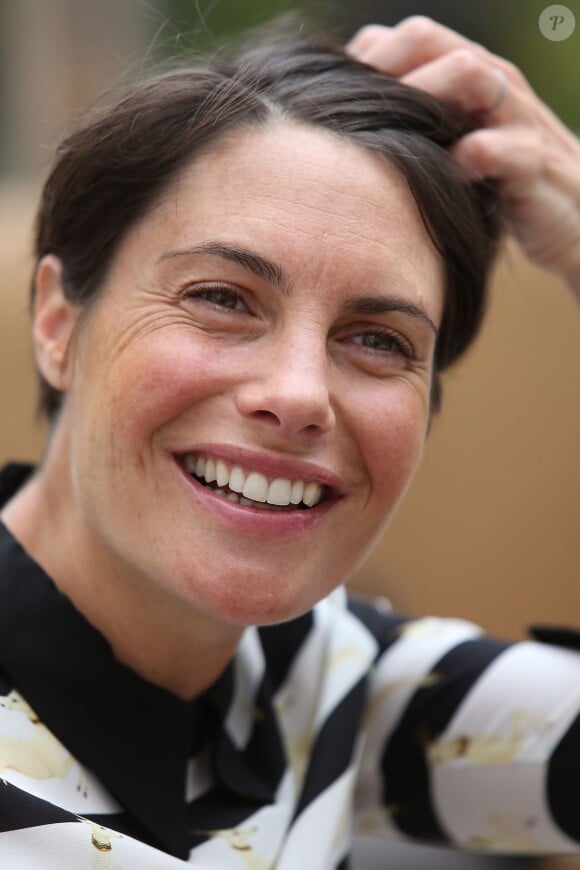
[174,459,337,537]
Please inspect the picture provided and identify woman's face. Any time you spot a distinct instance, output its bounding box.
[53,121,444,626]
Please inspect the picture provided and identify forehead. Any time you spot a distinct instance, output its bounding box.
[124,121,445,317]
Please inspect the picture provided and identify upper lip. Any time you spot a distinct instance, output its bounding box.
[176,443,346,497]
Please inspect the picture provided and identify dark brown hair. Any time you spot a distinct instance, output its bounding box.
[32,25,502,418]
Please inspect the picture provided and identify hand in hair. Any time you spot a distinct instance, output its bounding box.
[347,16,580,299]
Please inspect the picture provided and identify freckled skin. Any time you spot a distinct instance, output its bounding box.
[3,121,444,696]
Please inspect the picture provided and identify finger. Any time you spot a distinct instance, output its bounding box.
[401,50,521,123]
[451,127,544,184]
[348,17,483,76]
[454,128,580,280]
[345,24,393,56]
[347,16,526,88]
[453,119,580,186]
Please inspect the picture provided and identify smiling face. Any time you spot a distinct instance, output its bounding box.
[34,121,444,628]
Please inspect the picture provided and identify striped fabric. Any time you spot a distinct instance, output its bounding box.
[1,464,579,868]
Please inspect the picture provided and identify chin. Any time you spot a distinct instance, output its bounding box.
[177,565,323,628]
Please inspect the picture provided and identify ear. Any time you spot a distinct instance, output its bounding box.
[33,255,81,392]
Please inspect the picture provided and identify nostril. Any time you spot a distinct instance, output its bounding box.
[252,409,281,424]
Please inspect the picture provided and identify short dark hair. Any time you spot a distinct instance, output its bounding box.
[32,25,502,419]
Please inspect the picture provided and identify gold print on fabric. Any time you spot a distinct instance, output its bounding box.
[195,826,274,870]
[274,689,314,786]
[426,708,551,766]
[79,818,175,870]
[362,673,441,729]
[0,690,85,789]
[327,643,369,671]
[80,819,126,870]
[463,812,544,853]
[278,642,371,785]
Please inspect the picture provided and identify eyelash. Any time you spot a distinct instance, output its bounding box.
[182,283,249,311]
[183,284,415,361]
[347,328,415,361]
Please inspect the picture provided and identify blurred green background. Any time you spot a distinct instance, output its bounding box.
[163,0,580,128]
[0,0,578,176]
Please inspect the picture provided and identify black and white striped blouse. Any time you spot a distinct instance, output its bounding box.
[0,463,579,868]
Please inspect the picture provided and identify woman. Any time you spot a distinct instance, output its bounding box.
[0,15,578,869]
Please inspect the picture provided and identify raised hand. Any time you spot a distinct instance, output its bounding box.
[348,17,580,297]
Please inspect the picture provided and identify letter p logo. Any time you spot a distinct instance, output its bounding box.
[539,5,576,40]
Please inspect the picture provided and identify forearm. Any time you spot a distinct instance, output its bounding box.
[359,615,580,854]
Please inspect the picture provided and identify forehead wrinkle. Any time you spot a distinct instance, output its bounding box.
[244,190,439,274]
[248,188,397,228]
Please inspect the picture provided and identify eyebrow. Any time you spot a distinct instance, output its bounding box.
[342,295,438,334]
[159,241,437,333]
[158,242,291,294]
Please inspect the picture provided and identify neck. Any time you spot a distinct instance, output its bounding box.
[1,458,242,701]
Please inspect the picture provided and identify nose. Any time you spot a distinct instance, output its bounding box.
[235,335,336,440]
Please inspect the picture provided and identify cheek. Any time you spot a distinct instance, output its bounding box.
[356,385,428,498]
[92,336,233,443]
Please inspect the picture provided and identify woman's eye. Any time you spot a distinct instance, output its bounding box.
[183,285,247,311]
[350,329,414,359]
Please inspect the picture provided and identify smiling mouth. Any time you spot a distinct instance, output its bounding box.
[181,452,327,511]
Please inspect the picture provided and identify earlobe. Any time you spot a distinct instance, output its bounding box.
[33,255,81,391]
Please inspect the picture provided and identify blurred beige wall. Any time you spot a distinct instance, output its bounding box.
[0,180,45,458]
[2,0,149,173]
[0,177,578,643]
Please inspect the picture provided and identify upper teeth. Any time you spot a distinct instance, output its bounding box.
[183,453,324,508]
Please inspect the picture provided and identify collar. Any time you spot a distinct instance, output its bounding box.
[0,464,206,856]
[0,463,294,857]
